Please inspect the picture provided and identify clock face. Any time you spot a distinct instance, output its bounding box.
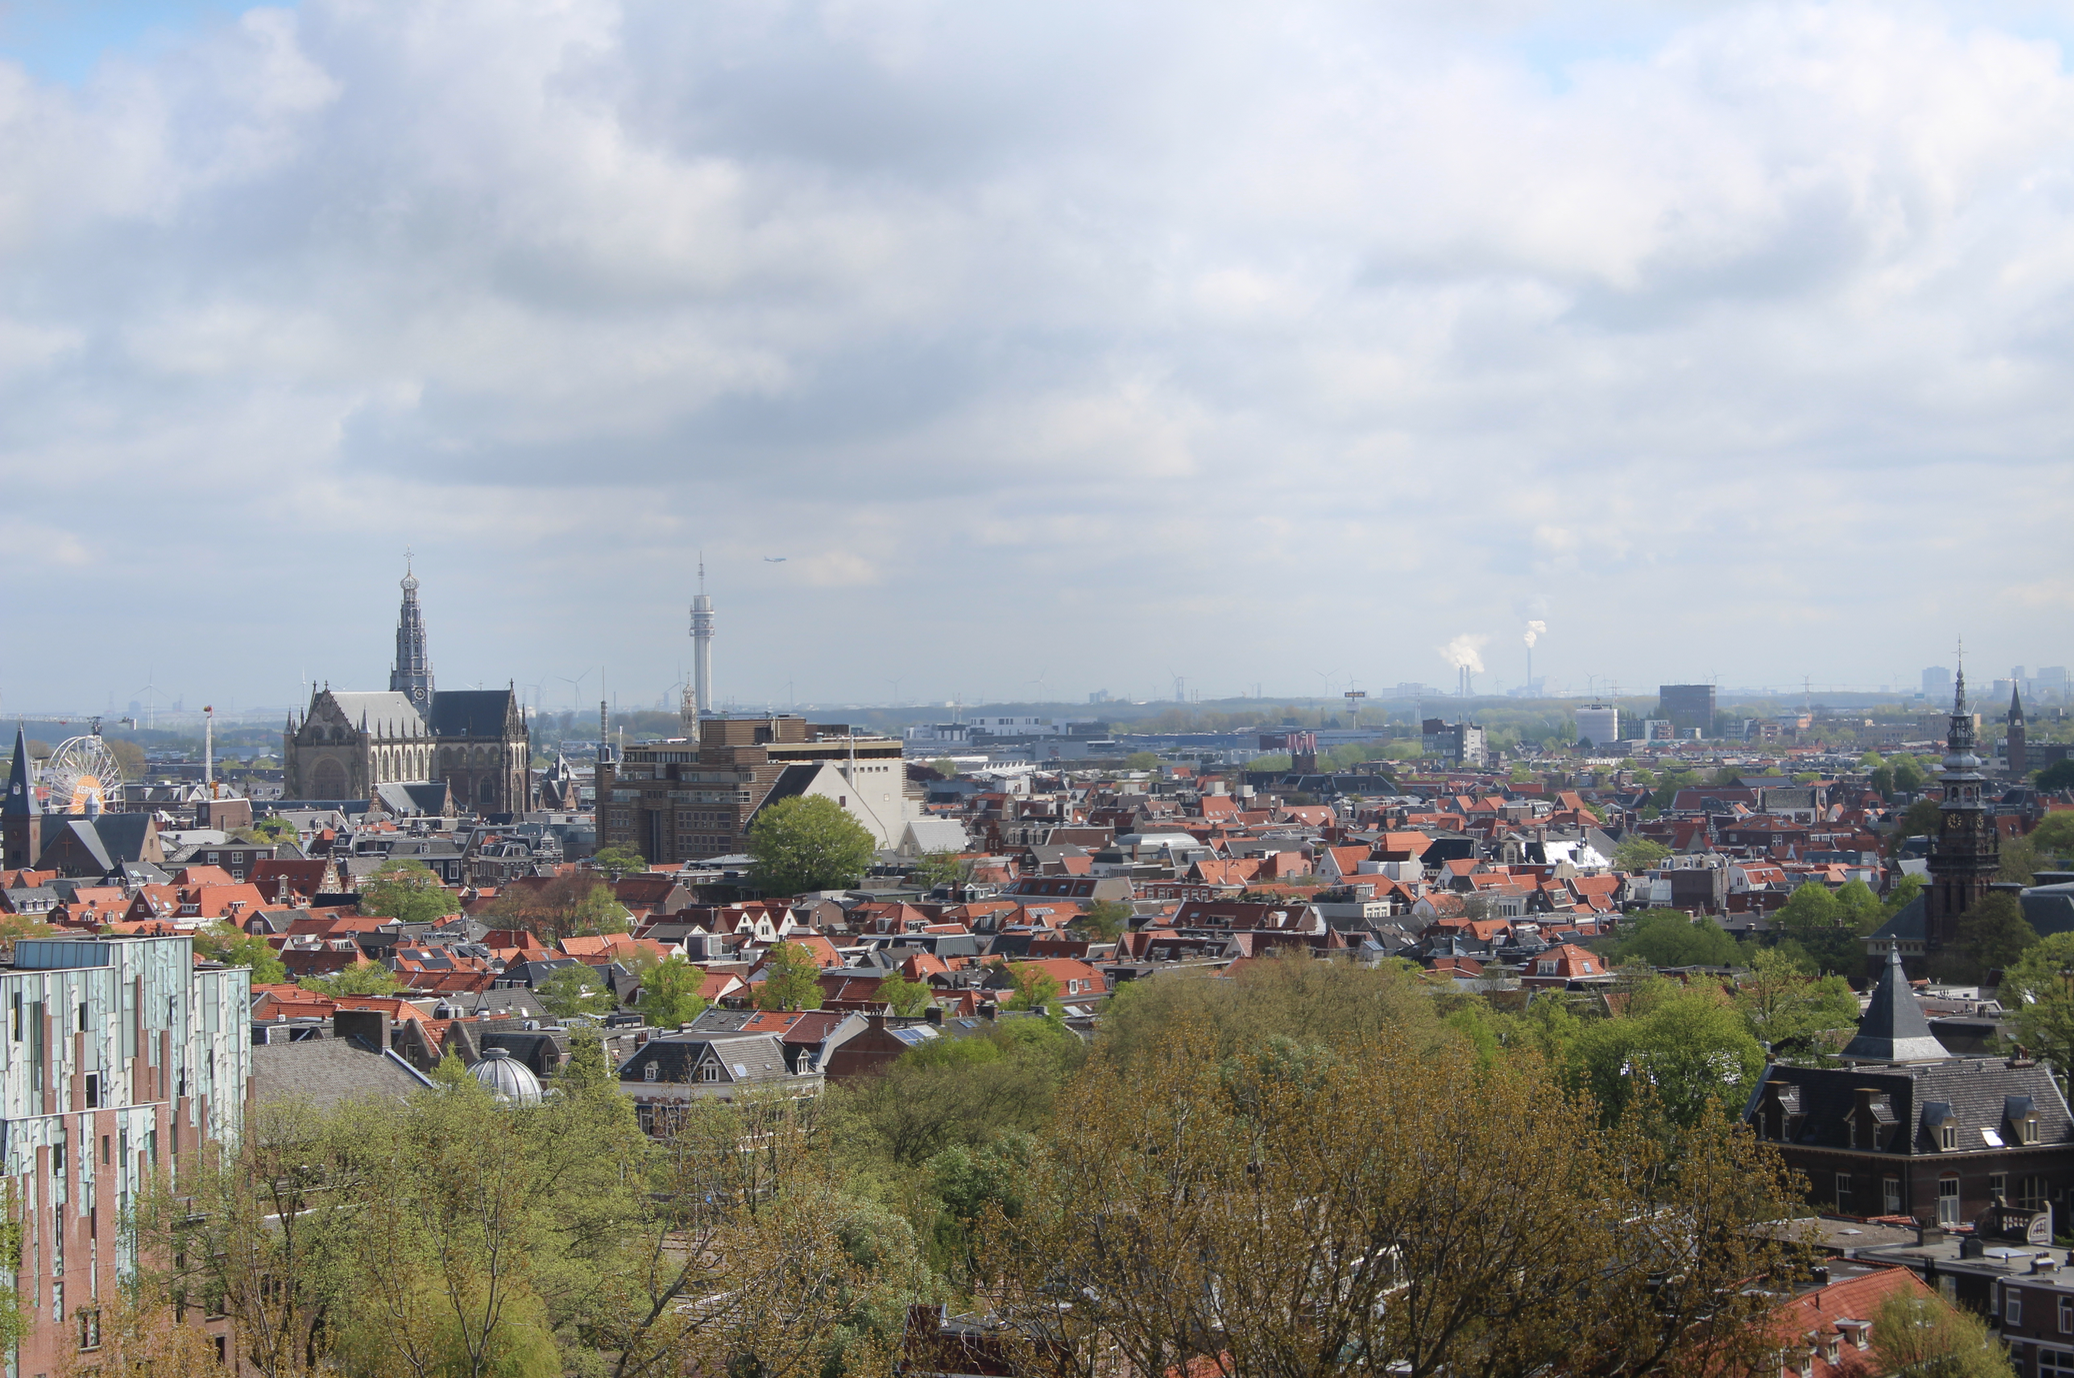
[412,686,426,702]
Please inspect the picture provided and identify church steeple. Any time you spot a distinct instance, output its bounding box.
[2008,682,2029,778]
[389,551,434,705]
[3,724,42,869]
[1926,648,1998,950]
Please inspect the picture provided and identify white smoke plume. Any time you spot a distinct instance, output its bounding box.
[1440,634,1487,674]
[1523,620,1546,647]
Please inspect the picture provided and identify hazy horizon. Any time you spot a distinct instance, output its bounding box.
[2,0,2069,713]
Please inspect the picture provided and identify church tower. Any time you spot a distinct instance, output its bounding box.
[2008,684,2029,778]
[389,555,435,706]
[1925,665,1999,950]
[4,725,42,870]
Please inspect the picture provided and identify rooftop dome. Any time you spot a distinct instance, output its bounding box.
[468,1046,544,1105]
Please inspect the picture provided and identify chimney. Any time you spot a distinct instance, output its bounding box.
[332,1008,390,1053]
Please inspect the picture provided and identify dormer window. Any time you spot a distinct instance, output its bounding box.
[642,1062,658,1083]
[699,1062,721,1083]
[1942,1124,1958,1150]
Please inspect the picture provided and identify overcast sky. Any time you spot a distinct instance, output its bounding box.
[2,0,2070,718]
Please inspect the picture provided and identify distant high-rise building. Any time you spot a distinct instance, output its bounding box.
[1659,684,1716,736]
[1922,666,1952,698]
[1422,718,1487,768]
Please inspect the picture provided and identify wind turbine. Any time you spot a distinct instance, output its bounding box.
[555,668,595,711]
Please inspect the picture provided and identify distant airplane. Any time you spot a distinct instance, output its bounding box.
[763,556,788,563]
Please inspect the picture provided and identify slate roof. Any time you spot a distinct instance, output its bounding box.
[250,1038,436,1107]
[1746,1057,2074,1157]
[616,1031,796,1086]
[330,692,425,731]
[1868,894,1927,944]
[425,689,517,739]
[1839,945,1950,1063]
[2020,881,2074,938]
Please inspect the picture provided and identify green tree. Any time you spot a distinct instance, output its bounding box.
[299,959,402,996]
[590,845,648,879]
[2037,759,2074,792]
[1955,892,2038,975]
[534,965,616,1020]
[1073,899,1132,941]
[929,757,959,779]
[1568,982,1767,1127]
[1774,882,1870,979]
[2001,833,2043,885]
[1872,1287,2017,1377]
[1608,910,1737,968]
[249,816,300,846]
[1733,948,1859,1054]
[1123,751,1161,772]
[874,969,934,1017]
[195,924,288,984]
[1892,754,1929,792]
[747,795,876,895]
[1999,932,2074,1071]
[556,1025,615,1094]
[754,940,827,1011]
[1613,837,1671,872]
[635,954,710,1028]
[2028,810,2074,860]
[1895,797,1943,844]
[1884,872,1926,917]
[358,858,456,925]
[910,850,965,892]
[1003,963,1062,1016]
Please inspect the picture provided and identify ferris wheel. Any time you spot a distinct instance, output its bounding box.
[45,735,124,815]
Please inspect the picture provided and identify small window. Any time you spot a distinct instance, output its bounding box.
[1939,1176,1961,1227]
[2009,1290,2023,1327]
[642,1062,657,1083]
[1884,1176,1901,1215]
[1834,1172,1852,1213]
[700,1063,721,1082]
[1991,1173,2008,1200]
[1941,1124,1958,1150]
[78,1306,100,1351]
[77,1003,88,1033]
[83,1074,99,1109]
[2060,1296,2072,1335]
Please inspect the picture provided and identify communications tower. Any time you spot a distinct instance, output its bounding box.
[690,557,715,719]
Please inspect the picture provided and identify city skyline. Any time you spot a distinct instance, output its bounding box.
[2,1,2072,708]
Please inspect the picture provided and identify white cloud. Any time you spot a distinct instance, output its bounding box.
[0,0,2071,710]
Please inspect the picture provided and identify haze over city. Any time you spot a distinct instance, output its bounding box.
[1,0,2069,714]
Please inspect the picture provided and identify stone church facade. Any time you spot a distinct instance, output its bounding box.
[282,565,531,814]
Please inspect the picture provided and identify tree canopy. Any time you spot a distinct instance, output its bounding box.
[747,796,876,896]
[1612,836,1671,872]
[635,954,709,1029]
[754,940,827,1011]
[1607,909,1737,968]
[299,959,402,997]
[357,859,455,925]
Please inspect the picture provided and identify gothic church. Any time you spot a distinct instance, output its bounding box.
[282,563,531,813]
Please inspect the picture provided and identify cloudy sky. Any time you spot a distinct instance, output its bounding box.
[1,0,2070,718]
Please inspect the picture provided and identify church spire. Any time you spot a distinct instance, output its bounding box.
[390,550,434,705]
[6,726,37,817]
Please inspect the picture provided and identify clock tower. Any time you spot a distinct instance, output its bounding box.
[1924,665,1999,950]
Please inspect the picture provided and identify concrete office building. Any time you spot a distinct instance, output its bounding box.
[1659,684,1716,736]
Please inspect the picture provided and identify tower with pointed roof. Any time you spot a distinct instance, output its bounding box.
[390,553,434,706]
[1840,946,1952,1063]
[1925,663,1999,951]
[2007,683,2028,779]
[3,725,41,869]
